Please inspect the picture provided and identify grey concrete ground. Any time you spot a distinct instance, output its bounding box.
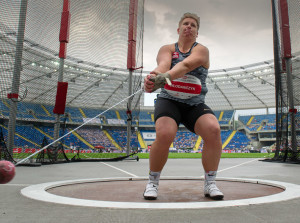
[1,158,300,223]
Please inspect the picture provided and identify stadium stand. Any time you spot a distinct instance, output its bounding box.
[0,104,259,153]
[173,131,198,149]
[218,110,234,125]
[239,114,276,132]
[75,127,115,150]
[225,131,250,151]
[107,129,139,150]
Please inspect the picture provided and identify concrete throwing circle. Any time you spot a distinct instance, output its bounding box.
[21,177,300,209]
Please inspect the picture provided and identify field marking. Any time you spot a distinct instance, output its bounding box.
[21,177,300,209]
[1,183,32,187]
[200,158,261,178]
[101,162,138,178]
[101,157,261,179]
[218,158,261,173]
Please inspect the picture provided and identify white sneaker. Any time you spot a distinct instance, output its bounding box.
[204,181,224,200]
[143,182,158,200]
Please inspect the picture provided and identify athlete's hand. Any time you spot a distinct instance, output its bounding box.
[143,74,155,93]
[148,72,171,92]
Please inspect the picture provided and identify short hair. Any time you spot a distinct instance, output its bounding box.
[178,12,200,30]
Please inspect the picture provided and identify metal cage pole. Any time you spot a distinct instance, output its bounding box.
[126,0,138,155]
[7,0,28,154]
[271,0,282,157]
[285,58,297,152]
[53,0,70,146]
[53,58,65,145]
[278,0,297,152]
[126,71,133,155]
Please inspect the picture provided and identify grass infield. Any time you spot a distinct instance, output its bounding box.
[136,153,274,159]
[13,152,274,161]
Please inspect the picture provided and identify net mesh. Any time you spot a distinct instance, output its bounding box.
[273,0,300,162]
[0,0,144,164]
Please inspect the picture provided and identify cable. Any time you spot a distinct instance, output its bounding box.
[16,87,144,166]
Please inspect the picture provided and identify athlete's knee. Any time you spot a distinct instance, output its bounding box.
[155,117,177,140]
[200,122,221,140]
[156,127,176,141]
[210,123,221,136]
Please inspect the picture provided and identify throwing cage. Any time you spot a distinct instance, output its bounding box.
[272,0,300,162]
[0,0,144,165]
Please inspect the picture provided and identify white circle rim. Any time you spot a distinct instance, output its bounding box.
[21,177,300,209]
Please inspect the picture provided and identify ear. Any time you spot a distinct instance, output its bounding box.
[177,28,180,34]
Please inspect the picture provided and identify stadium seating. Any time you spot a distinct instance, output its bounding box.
[239,114,276,131]
[1,101,242,130]
[225,131,250,150]
[107,129,139,150]
[75,127,115,149]
[1,122,253,152]
[0,101,272,153]
[219,110,234,125]
[173,131,198,149]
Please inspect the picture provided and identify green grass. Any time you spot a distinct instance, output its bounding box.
[13,152,274,161]
[136,153,274,159]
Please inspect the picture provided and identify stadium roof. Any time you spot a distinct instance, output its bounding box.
[0,25,281,112]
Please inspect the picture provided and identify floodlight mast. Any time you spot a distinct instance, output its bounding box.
[7,0,28,155]
[126,0,139,155]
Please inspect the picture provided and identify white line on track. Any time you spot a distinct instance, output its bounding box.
[101,162,138,178]
[1,184,32,187]
[200,158,262,178]
[102,158,263,179]
[218,158,262,173]
[21,177,300,209]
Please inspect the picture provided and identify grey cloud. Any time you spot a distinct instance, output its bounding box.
[143,0,273,70]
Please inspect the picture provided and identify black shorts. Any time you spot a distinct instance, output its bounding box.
[154,97,215,133]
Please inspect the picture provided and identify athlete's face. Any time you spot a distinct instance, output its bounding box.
[177,18,198,39]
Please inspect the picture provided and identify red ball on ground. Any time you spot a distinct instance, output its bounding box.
[0,160,16,184]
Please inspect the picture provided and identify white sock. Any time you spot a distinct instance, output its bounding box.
[148,170,161,185]
[205,171,217,183]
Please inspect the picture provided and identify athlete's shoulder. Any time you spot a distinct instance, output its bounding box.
[157,44,176,57]
[160,43,176,52]
[192,43,209,69]
[193,42,209,53]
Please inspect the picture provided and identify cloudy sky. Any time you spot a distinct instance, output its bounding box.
[1,0,274,71]
[142,0,274,71]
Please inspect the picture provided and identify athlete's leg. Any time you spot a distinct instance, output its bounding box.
[144,98,179,200]
[143,117,178,200]
[194,114,222,172]
[194,113,224,200]
[149,116,178,172]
